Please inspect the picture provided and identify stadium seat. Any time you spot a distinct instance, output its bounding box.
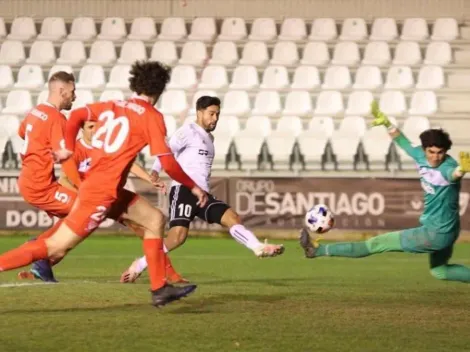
[222,90,251,116]
[260,65,289,90]
[339,116,367,137]
[331,42,360,66]
[213,115,240,137]
[26,40,56,65]
[309,18,337,41]
[68,17,97,41]
[14,65,44,89]
[159,90,188,116]
[362,127,392,169]
[339,18,368,41]
[330,128,361,169]
[362,41,391,66]
[57,41,87,64]
[8,17,36,41]
[0,41,25,65]
[179,41,208,66]
[297,129,329,169]
[198,66,229,90]
[270,41,299,66]
[276,115,303,136]
[266,130,297,169]
[87,40,116,64]
[322,66,352,89]
[369,18,398,41]
[213,134,232,170]
[402,116,430,143]
[98,17,126,40]
[167,65,197,90]
[393,41,422,65]
[188,17,217,42]
[233,130,265,170]
[163,115,177,136]
[72,89,94,109]
[36,90,48,104]
[249,18,277,41]
[345,91,374,116]
[424,42,452,65]
[353,66,383,89]
[300,42,330,66]
[150,41,178,66]
[291,66,321,91]
[379,91,407,116]
[384,66,414,89]
[408,91,438,115]
[0,18,6,39]
[2,90,33,115]
[308,116,335,137]
[99,89,125,101]
[229,65,259,90]
[401,18,429,40]
[38,17,67,41]
[416,65,444,89]
[0,65,14,89]
[106,65,131,89]
[282,91,312,117]
[431,18,459,41]
[209,41,239,65]
[313,90,344,116]
[118,40,147,64]
[239,41,269,66]
[244,115,272,136]
[219,17,247,41]
[252,91,282,116]
[3,115,20,138]
[76,65,106,89]
[158,17,187,41]
[278,18,307,41]
[188,90,218,115]
[128,17,157,41]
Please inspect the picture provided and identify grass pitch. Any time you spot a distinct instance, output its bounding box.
[0,236,470,352]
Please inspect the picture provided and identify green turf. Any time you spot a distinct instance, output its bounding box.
[0,236,470,352]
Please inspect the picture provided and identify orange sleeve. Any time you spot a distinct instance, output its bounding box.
[143,110,172,156]
[18,118,26,139]
[49,113,67,152]
[62,158,81,188]
[65,107,91,151]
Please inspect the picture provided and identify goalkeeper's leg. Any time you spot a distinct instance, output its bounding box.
[429,245,470,283]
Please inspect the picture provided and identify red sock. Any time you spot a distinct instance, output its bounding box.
[37,219,63,241]
[164,253,181,280]
[143,238,166,291]
[0,240,48,271]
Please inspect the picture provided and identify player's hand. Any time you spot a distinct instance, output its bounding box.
[459,152,470,172]
[150,170,167,195]
[51,149,73,163]
[370,100,391,128]
[191,186,208,207]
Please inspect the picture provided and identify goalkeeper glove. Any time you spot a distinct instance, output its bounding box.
[370,100,392,128]
[458,152,470,173]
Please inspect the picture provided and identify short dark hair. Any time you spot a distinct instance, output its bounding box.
[420,128,452,151]
[129,61,171,98]
[196,96,221,111]
[49,71,75,84]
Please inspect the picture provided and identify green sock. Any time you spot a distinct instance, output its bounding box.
[315,231,403,258]
[431,264,470,283]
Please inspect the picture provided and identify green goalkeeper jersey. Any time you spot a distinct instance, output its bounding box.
[394,134,461,234]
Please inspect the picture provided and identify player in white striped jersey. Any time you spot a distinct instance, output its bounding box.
[120,96,284,283]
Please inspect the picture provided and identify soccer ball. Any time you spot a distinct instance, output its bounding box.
[305,204,335,234]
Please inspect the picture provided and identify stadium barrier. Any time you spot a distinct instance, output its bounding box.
[1,174,470,240]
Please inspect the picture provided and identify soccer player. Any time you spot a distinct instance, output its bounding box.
[300,101,470,283]
[0,61,208,307]
[120,96,285,283]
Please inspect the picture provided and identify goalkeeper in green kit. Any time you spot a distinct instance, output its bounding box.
[300,101,470,283]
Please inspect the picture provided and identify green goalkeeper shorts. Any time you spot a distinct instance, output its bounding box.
[399,226,458,254]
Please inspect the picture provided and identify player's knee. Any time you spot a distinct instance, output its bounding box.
[173,227,188,246]
[145,213,167,237]
[220,208,241,228]
[430,266,448,280]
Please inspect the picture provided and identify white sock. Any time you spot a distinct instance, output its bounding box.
[135,245,169,273]
[229,224,262,251]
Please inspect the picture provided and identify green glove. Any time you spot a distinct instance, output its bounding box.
[370,100,392,128]
[459,152,470,173]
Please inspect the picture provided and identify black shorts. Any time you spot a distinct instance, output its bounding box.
[168,185,230,228]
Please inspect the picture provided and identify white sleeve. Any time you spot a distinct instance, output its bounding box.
[151,127,188,173]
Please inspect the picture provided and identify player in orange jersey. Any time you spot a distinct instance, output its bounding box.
[1,61,207,307]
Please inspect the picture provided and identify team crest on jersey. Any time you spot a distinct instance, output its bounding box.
[78,158,92,173]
